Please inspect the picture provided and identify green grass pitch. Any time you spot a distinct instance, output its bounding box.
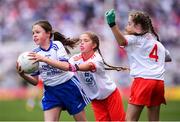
[0,99,180,121]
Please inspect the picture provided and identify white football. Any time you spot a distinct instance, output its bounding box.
[17,52,39,74]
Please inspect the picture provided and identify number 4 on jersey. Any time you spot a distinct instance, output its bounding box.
[149,44,159,62]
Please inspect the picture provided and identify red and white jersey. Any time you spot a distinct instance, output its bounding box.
[69,52,116,100]
[124,33,165,80]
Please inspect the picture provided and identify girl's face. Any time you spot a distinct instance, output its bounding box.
[125,16,138,35]
[32,25,50,45]
[79,34,97,53]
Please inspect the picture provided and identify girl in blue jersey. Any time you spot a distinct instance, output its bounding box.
[16,20,90,121]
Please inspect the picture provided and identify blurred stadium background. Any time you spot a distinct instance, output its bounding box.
[0,0,179,121]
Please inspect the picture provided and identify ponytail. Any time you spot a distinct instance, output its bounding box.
[148,18,160,42]
[53,31,79,54]
[97,48,129,71]
[32,20,80,54]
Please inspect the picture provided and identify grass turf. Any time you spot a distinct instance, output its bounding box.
[0,99,180,121]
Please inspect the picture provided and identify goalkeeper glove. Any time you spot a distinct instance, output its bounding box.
[105,9,116,27]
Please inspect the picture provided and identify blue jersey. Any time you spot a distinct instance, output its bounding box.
[32,40,74,86]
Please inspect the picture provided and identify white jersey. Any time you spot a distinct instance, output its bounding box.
[69,52,116,100]
[32,40,74,86]
[124,33,165,80]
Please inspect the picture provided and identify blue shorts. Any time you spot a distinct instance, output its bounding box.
[42,76,90,115]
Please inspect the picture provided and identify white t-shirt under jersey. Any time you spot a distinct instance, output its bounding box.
[69,52,116,100]
[32,40,74,86]
[124,33,165,80]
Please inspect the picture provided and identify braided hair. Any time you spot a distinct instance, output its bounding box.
[83,31,129,71]
[129,11,160,41]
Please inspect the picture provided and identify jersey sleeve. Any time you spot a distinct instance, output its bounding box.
[90,56,104,72]
[55,41,69,62]
[124,35,138,46]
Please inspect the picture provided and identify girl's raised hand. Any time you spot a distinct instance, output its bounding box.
[105,9,116,27]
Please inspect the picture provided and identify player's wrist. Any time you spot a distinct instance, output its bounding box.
[19,72,24,76]
[105,9,116,28]
[74,64,79,71]
[69,63,79,72]
[109,22,116,27]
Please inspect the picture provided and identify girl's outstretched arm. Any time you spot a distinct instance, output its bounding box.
[28,52,70,71]
[29,52,95,72]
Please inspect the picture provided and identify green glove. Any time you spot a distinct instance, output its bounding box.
[105,9,116,27]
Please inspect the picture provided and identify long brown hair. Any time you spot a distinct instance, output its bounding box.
[33,20,79,54]
[129,10,160,41]
[83,31,128,71]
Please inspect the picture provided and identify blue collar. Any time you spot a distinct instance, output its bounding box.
[40,40,53,52]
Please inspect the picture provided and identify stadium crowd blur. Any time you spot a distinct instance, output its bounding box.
[0,0,179,89]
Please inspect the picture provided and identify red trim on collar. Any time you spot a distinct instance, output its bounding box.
[81,52,95,61]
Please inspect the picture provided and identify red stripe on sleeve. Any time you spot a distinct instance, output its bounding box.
[88,62,96,72]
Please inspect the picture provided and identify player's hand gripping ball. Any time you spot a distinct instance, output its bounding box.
[17,52,39,74]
